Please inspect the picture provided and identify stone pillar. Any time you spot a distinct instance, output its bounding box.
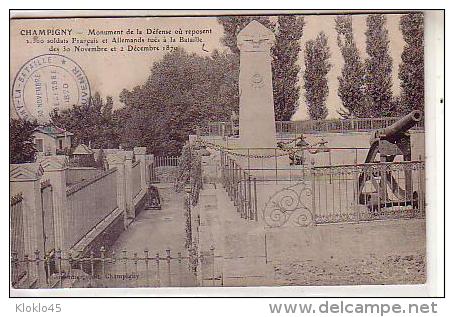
[237,20,277,150]
[37,156,69,251]
[10,163,47,286]
[145,154,155,185]
[124,151,134,220]
[236,21,288,174]
[133,147,147,192]
[106,152,128,228]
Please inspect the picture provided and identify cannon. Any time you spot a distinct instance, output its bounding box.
[358,110,423,211]
[372,110,423,144]
[368,110,422,163]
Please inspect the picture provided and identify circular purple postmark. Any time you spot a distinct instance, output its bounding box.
[12,54,91,121]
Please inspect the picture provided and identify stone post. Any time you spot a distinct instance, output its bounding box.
[106,152,129,228]
[37,156,70,252]
[133,147,147,192]
[124,151,134,220]
[10,163,47,286]
[37,155,74,274]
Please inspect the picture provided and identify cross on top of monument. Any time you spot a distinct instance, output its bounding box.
[237,20,275,52]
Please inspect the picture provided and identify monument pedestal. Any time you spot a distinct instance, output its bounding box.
[235,148,290,180]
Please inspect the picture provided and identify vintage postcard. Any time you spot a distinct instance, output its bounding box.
[9,10,436,294]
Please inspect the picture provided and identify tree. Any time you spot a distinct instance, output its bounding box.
[364,14,395,117]
[272,15,305,121]
[398,12,424,114]
[335,15,367,117]
[303,32,331,120]
[10,118,38,163]
[118,48,239,156]
[50,92,120,149]
[218,15,305,121]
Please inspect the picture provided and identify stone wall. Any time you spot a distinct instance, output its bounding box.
[66,167,101,186]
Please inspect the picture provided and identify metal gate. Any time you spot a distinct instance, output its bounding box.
[148,156,180,183]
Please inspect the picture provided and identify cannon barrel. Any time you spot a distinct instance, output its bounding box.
[378,110,423,140]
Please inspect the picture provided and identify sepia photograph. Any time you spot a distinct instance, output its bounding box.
[8,9,442,296]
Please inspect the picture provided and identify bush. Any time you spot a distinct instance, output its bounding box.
[175,142,202,206]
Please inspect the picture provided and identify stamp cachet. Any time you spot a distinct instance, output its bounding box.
[11,54,90,121]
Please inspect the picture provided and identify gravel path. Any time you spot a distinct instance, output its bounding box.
[99,184,197,288]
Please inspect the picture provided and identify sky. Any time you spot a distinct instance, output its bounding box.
[10,14,406,121]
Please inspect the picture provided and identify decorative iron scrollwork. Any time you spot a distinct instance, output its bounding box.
[263,181,313,227]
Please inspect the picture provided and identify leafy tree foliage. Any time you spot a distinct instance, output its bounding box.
[335,15,367,117]
[10,118,38,163]
[119,48,239,156]
[398,12,424,114]
[272,15,305,121]
[50,92,120,149]
[364,14,395,117]
[303,32,331,120]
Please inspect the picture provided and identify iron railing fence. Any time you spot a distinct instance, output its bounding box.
[311,161,425,224]
[148,156,180,183]
[220,151,258,221]
[202,117,424,137]
[217,147,371,183]
[262,161,426,228]
[10,193,25,287]
[11,246,220,289]
[154,156,180,167]
[147,162,158,184]
[218,147,427,227]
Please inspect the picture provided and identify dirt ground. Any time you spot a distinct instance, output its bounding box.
[273,252,426,286]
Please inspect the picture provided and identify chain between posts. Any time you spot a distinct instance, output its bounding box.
[197,138,330,159]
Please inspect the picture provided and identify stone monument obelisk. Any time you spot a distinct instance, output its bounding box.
[237,20,277,150]
[236,21,289,175]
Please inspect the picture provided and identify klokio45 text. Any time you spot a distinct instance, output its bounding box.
[16,303,62,313]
